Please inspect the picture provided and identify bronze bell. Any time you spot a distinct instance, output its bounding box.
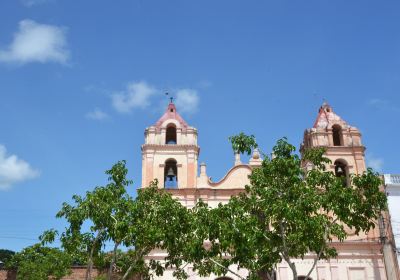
[167,167,175,180]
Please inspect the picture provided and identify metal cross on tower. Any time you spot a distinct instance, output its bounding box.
[165,92,174,103]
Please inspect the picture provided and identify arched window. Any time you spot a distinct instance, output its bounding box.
[298,277,313,280]
[164,159,178,188]
[332,125,342,146]
[166,124,177,144]
[215,278,234,280]
[334,159,348,186]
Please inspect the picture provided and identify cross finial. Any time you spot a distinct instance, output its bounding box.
[165,92,174,104]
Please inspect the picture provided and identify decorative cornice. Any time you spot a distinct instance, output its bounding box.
[142,144,200,153]
[325,146,366,153]
[165,188,244,196]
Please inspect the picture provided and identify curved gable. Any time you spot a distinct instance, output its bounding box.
[206,165,251,189]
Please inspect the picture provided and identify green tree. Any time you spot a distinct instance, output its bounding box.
[56,161,192,280]
[57,160,132,280]
[6,244,71,280]
[229,133,258,156]
[5,229,71,280]
[120,180,192,280]
[0,249,15,266]
[185,136,387,280]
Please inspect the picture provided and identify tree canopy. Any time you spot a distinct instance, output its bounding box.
[0,249,15,266]
[55,161,191,280]
[183,136,387,280]
[6,136,387,280]
[6,244,71,280]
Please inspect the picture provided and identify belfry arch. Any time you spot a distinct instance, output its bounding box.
[332,124,343,146]
[334,159,348,186]
[164,159,178,188]
[166,124,177,144]
[334,159,347,177]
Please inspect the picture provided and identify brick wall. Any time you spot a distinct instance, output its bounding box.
[0,270,16,280]
[0,266,140,280]
[0,267,103,280]
[61,267,101,280]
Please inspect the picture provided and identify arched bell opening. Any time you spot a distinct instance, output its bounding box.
[332,124,343,146]
[166,124,177,144]
[164,159,178,188]
[298,277,313,280]
[334,159,348,186]
[215,277,234,280]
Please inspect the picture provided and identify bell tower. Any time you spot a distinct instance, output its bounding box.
[301,102,366,176]
[141,101,199,188]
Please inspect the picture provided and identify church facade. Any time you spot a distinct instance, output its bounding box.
[141,102,399,280]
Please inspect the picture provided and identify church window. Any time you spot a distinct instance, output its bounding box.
[164,159,178,188]
[166,124,177,144]
[332,125,343,146]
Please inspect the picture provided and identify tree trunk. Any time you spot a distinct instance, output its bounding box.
[107,242,119,280]
[123,270,144,280]
[122,264,134,280]
[282,253,297,280]
[85,252,93,280]
[304,255,319,280]
[257,268,274,280]
[86,231,103,280]
[288,261,297,280]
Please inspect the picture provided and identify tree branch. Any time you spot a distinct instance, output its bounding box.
[107,241,119,280]
[305,218,336,279]
[279,221,297,280]
[304,252,320,280]
[86,229,104,280]
[209,258,246,280]
[122,248,144,280]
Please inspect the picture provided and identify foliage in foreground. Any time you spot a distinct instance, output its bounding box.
[184,135,387,280]
[6,136,387,280]
[0,249,15,265]
[55,161,190,280]
[6,244,71,280]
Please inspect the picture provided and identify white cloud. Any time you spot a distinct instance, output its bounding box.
[366,154,384,173]
[0,145,39,190]
[368,98,389,107]
[0,19,69,65]
[367,98,399,112]
[196,80,212,89]
[86,108,109,121]
[21,0,51,7]
[112,81,157,113]
[110,82,201,115]
[175,89,199,114]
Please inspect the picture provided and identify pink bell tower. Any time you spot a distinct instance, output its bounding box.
[301,102,366,176]
[301,102,382,242]
[141,101,199,189]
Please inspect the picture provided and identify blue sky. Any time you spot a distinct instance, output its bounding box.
[0,0,400,251]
